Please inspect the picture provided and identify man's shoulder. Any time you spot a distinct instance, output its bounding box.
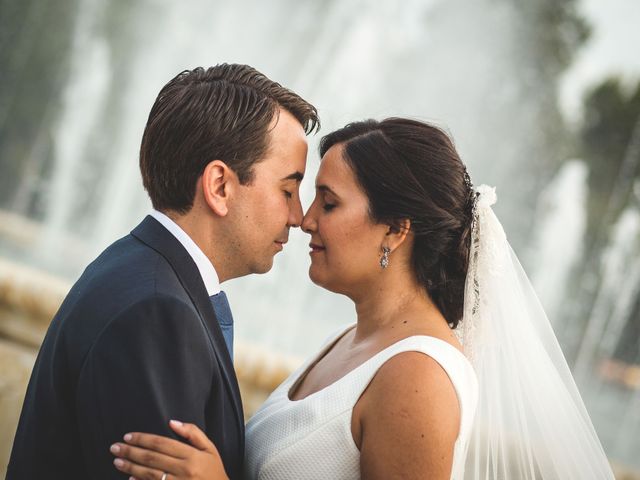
[57,233,190,336]
[53,235,202,371]
[81,232,178,293]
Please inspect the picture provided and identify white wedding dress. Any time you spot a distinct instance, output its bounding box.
[244,324,479,480]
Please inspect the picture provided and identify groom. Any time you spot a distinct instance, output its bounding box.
[7,64,319,479]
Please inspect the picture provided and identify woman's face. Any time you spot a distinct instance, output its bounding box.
[302,143,388,296]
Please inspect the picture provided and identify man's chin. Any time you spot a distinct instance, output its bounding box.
[250,257,275,275]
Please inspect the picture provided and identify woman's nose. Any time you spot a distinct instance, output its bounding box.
[301,208,316,234]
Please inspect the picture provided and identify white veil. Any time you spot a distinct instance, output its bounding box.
[452,185,615,480]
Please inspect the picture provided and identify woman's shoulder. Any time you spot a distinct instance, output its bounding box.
[356,334,477,434]
[370,346,461,401]
[367,335,469,402]
[354,347,462,474]
[381,334,477,404]
[354,334,478,448]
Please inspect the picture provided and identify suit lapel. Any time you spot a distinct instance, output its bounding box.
[131,216,244,433]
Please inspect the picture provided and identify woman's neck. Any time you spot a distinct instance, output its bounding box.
[350,268,443,343]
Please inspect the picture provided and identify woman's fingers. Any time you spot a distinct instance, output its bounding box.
[123,432,193,458]
[113,455,170,480]
[111,442,181,474]
[112,431,230,480]
[169,420,216,452]
[113,423,225,479]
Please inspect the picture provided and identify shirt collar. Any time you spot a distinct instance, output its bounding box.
[149,210,221,296]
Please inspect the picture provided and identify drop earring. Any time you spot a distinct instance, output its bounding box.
[380,247,390,269]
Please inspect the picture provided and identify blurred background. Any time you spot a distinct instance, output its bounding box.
[0,0,639,476]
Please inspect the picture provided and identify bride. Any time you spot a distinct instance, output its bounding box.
[110,118,614,479]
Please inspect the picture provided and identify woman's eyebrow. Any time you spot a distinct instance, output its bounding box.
[316,184,339,197]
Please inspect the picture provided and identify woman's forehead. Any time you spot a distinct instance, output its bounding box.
[317,145,353,183]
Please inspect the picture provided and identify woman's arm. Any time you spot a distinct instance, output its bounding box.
[356,351,460,480]
[111,420,229,480]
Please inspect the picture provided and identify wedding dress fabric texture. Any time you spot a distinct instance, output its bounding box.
[452,185,614,479]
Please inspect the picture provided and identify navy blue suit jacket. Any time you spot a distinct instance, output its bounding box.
[7,216,245,479]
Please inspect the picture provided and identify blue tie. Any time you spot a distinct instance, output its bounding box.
[210,291,234,359]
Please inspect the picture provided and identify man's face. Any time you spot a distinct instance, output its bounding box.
[227,108,308,275]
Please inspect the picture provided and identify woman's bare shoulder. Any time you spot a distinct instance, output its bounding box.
[356,351,460,479]
[364,350,460,415]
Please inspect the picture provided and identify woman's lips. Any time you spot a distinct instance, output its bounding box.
[309,243,325,254]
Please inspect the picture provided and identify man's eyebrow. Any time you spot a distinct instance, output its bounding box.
[281,171,304,182]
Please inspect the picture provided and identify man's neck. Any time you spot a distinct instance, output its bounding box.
[151,209,225,291]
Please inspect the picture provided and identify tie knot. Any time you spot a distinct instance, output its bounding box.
[210,291,233,327]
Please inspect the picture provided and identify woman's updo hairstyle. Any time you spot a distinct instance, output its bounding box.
[319,118,475,329]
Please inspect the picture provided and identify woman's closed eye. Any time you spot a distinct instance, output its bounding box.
[284,190,293,199]
[323,203,336,212]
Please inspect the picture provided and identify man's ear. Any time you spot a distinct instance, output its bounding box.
[384,218,411,252]
[201,160,236,217]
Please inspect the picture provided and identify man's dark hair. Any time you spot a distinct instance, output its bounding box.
[140,64,320,213]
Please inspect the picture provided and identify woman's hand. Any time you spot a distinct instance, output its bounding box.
[110,419,229,480]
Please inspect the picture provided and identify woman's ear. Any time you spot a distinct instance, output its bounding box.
[384,218,411,252]
[201,160,236,217]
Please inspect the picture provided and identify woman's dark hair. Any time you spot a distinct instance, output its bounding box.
[140,64,320,213]
[319,118,475,328]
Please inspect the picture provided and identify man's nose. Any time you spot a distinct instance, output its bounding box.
[288,196,304,228]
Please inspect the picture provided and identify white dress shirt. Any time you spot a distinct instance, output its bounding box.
[149,210,221,296]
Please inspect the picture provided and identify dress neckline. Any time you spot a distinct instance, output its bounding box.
[287,323,470,403]
[287,323,355,402]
